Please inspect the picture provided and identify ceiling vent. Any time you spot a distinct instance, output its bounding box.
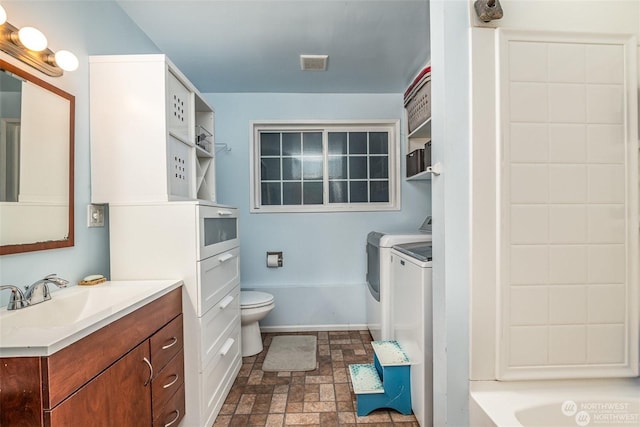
[300,54,328,71]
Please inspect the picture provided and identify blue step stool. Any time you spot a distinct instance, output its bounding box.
[348,340,412,417]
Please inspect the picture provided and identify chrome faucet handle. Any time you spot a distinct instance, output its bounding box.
[0,285,28,310]
[43,273,69,288]
[24,274,69,306]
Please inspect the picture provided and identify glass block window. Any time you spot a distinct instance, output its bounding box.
[252,121,399,212]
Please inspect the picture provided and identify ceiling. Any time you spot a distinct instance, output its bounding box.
[116,0,430,94]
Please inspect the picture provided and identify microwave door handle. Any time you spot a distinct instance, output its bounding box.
[217,210,233,216]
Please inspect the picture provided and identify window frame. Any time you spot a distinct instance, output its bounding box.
[250,120,401,213]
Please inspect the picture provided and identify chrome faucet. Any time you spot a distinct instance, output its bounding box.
[0,285,28,310]
[1,274,69,310]
[23,274,69,306]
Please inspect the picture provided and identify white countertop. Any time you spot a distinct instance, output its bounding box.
[0,280,182,357]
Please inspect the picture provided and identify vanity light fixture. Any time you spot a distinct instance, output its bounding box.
[0,5,78,76]
[51,50,79,72]
[15,26,47,51]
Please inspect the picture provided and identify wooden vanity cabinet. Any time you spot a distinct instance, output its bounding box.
[46,341,152,426]
[0,287,184,427]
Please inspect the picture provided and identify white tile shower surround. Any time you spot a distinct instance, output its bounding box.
[497,31,638,379]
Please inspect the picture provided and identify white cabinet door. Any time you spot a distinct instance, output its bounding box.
[167,70,192,144]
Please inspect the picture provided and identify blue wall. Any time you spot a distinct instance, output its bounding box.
[206,93,431,328]
[0,2,159,295]
[0,2,431,330]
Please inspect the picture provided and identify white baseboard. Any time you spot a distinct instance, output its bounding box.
[259,324,368,333]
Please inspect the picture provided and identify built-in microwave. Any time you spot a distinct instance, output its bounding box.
[198,204,239,260]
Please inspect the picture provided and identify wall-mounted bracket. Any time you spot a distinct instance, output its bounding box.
[426,162,442,176]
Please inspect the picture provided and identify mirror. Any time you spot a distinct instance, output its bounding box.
[0,59,74,255]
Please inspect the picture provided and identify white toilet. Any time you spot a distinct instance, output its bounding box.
[240,290,275,357]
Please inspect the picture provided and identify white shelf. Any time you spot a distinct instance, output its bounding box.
[408,117,431,139]
[406,170,432,181]
[196,145,213,158]
[405,113,432,181]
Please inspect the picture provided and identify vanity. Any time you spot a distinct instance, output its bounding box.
[0,280,184,427]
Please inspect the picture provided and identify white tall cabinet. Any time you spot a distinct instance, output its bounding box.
[89,55,240,427]
[90,54,215,203]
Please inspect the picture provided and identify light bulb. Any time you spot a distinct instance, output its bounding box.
[0,6,7,25]
[18,27,47,51]
[54,50,78,71]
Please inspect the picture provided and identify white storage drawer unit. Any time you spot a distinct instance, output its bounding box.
[107,202,240,427]
[91,54,239,427]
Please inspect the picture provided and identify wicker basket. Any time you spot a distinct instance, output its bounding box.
[405,78,431,134]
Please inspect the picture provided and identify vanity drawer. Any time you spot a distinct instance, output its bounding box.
[150,314,183,372]
[200,285,240,367]
[197,247,240,316]
[152,349,184,419]
[153,383,185,427]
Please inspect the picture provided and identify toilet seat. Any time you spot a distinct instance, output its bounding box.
[241,291,274,309]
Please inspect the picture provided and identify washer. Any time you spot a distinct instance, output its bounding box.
[366,230,431,341]
[391,242,433,427]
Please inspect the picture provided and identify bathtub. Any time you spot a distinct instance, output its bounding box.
[470,378,640,427]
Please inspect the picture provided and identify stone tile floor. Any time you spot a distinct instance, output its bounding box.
[213,330,419,426]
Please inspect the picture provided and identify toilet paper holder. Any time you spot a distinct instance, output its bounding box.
[266,251,283,268]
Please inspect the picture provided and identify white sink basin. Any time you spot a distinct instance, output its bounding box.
[0,280,182,357]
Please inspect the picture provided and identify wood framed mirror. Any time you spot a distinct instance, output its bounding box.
[0,58,74,255]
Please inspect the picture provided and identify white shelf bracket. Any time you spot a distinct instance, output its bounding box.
[425,162,442,176]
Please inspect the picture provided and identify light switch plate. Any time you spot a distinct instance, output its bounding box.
[87,204,105,228]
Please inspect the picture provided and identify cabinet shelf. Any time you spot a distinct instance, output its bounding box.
[408,117,431,140]
[406,170,432,181]
[195,125,213,154]
[405,114,432,180]
[196,145,213,158]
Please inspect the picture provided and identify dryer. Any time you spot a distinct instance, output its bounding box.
[366,225,431,341]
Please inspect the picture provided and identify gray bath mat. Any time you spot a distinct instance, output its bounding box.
[262,335,317,372]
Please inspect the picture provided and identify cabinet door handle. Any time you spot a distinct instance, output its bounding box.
[163,373,179,389]
[142,357,153,386]
[220,338,234,356]
[218,253,234,263]
[164,410,180,427]
[219,295,234,310]
[217,210,233,216]
[162,336,179,350]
